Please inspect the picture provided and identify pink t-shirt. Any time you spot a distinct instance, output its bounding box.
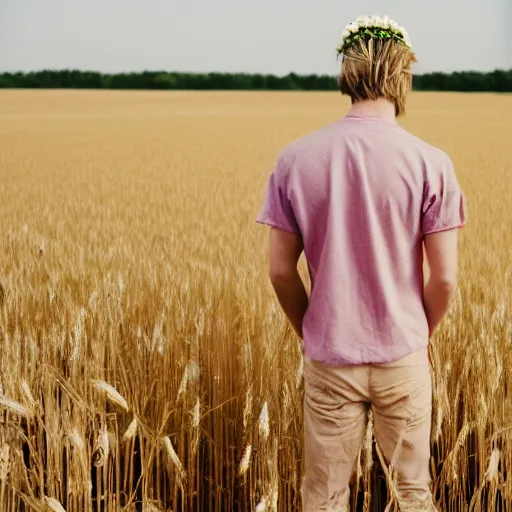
[256,114,466,365]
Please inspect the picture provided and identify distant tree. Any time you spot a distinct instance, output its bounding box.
[489,69,512,92]
[153,73,179,89]
[252,74,268,89]
[0,75,14,88]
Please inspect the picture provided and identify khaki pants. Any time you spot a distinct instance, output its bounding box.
[302,348,434,512]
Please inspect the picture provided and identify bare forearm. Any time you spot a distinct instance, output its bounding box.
[423,280,456,336]
[270,272,309,339]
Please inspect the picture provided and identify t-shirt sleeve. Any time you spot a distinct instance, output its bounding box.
[256,157,300,234]
[422,154,466,235]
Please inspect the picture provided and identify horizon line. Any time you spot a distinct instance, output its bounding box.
[1,67,511,77]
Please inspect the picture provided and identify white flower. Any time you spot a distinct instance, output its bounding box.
[341,15,413,50]
[394,25,412,47]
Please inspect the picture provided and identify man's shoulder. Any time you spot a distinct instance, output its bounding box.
[398,127,453,167]
[278,122,339,165]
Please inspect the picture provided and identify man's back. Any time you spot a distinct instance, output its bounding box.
[257,113,465,365]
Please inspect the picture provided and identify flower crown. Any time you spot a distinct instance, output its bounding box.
[336,15,412,57]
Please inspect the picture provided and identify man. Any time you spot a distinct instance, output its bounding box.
[256,15,466,512]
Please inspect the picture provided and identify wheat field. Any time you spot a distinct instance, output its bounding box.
[0,90,511,511]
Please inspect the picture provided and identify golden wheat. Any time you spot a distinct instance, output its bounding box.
[0,90,511,511]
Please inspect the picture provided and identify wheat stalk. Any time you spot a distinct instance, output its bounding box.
[44,496,67,512]
[0,397,32,418]
[258,402,270,441]
[91,380,129,411]
[0,444,10,482]
[238,444,252,476]
[162,436,186,487]
[122,417,138,442]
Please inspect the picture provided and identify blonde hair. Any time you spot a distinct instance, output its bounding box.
[337,38,417,116]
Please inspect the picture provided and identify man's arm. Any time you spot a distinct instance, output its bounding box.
[423,229,459,336]
[268,228,309,339]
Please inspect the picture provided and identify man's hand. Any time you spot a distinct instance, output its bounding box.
[268,228,309,339]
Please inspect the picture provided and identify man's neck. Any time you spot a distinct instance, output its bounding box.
[347,98,396,120]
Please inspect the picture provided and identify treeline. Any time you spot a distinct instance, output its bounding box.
[1,68,511,92]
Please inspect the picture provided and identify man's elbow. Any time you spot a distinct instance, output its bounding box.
[269,266,297,286]
[432,275,458,297]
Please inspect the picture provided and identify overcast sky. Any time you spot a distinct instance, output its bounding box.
[1,0,511,75]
